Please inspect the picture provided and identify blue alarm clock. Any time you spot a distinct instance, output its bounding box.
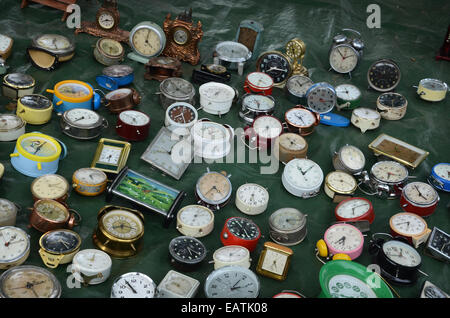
[96,65,134,91]
[46,80,101,113]
[428,163,450,192]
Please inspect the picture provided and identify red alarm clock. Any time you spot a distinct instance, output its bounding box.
[243,115,283,151]
[400,182,439,217]
[115,110,150,141]
[244,72,274,96]
[220,216,261,252]
[334,197,375,224]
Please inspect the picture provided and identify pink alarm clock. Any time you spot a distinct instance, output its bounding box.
[323,223,364,260]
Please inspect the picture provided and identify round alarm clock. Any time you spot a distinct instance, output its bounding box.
[28,199,81,233]
[71,249,112,285]
[195,169,232,211]
[256,51,293,87]
[367,59,401,92]
[244,115,283,150]
[164,102,198,137]
[416,78,448,102]
[376,92,408,120]
[400,181,439,217]
[273,132,308,163]
[159,77,195,110]
[104,88,141,114]
[285,75,314,104]
[284,106,320,136]
[282,158,324,198]
[115,110,150,141]
[31,174,70,203]
[176,205,214,238]
[72,168,108,196]
[305,82,337,114]
[168,236,207,272]
[94,38,124,66]
[60,108,108,140]
[211,245,251,270]
[190,119,234,160]
[38,229,81,268]
[2,73,35,100]
[389,212,431,248]
[96,64,134,91]
[213,41,252,75]
[0,114,26,142]
[269,208,308,246]
[235,183,269,215]
[335,84,361,110]
[243,71,274,95]
[0,226,30,269]
[427,163,450,192]
[323,170,358,201]
[332,144,366,175]
[199,82,235,116]
[16,94,53,125]
[220,216,261,252]
[335,197,375,224]
[46,80,101,113]
[0,199,19,226]
[128,21,166,63]
[350,107,381,133]
[238,93,275,125]
[322,223,364,260]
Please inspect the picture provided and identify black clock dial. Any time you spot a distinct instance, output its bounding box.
[41,230,80,253]
[367,59,401,92]
[169,236,206,264]
[430,229,450,257]
[226,217,260,240]
[257,52,291,84]
[169,105,195,124]
[378,93,406,107]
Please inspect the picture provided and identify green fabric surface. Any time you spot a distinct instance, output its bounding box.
[0,0,449,299]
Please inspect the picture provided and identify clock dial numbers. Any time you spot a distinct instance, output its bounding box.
[286,75,314,97]
[328,274,377,298]
[111,272,156,298]
[74,168,107,185]
[236,183,269,208]
[326,171,357,193]
[102,209,143,239]
[285,108,316,127]
[329,45,358,73]
[390,213,426,236]
[284,158,324,190]
[65,109,100,126]
[98,12,115,29]
[403,182,438,205]
[98,145,122,165]
[382,240,421,267]
[371,161,408,183]
[257,52,292,84]
[306,83,337,114]
[260,248,288,276]
[226,217,260,241]
[368,59,401,92]
[0,227,29,265]
[132,28,162,57]
[178,205,213,227]
[433,163,450,181]
[168,104,195,124]
[40,230,80,254]
[31,174,68,200]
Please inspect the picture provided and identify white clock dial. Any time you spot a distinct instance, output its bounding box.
[131,27,162,57]
[403,182,438,205]
[284,158,324,190]
[325,224,363,252]
[111,272,156,298]
[98,13,115,29]
[242,94,274,111]
[216,41,249,61]
[326,171,357,192]
[204,266,259,298]
[328,274,377,298]
[31,174,68,200]
[72,249,112,284]
[371,161,408,183]
[382,240,421,267]
[307,84,337,114]
[353,107,380,119]
[213,245,250,267]
[119,110,150,126]
[260,249,288,276]
[65,109,100,126]
[73,168,107,185]
[336,198,371,219]
[102,209,143,240]
[329,45,358,73]
[0,227,29,266]
[201,85,235,101]
[247,72,273,88]
[173,28,189,45]
[338,145,365,171]
[0,34,12,52]
[278,133,306,151]
[98,146,122,165]
[285,108,316,126]
[390,213,426,236]
[286,75,314,96]
[0,114,23,130]
[177,205,213,229]
[433,163,450,181]
[253,116,282,139]
[336,84,361,101]
[36,34,71,51]
[195,122,228,141]
[236,183,269,209]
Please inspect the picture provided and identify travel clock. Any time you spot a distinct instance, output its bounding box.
[273,132,308,163]
[16,94,53,125]
[284,106,320,136]
[128,21,166,64]
[416,78,448,102]
[115,110,150,141]
[157,270,200,298]
[256,241,293,281]
[38,229,81,269]
[427,163,450,192]
[243,71,274,95]
[31,174,70,203]
[332,144,366,175]
[60,108,108,140]
[191,63,231,85]
[420,281,449,298]
[144,56,182,81]
[367,58,401,92]
[168,236,207,272]
[204,266,260,298]
[282,158,324,198]
[268,208,308,246]
[334,197,375,224]
[211,245,251,269]
[91,138,131,175]
[0,114,26,142]
[72,168,108,196]
[195,168,232,211]
[235,183,269,215]
[426,227,450,263]
[28,199,81,233]
[0,226,30,269]
[176,205,214,238]
[71,249,112,285]
[110,272,157,298]
[28,34,75,71]
[400,181,439,217]
[335,84,361,110]
[376,92,408,120]
[220,216,261,252]
[389,212,431,248]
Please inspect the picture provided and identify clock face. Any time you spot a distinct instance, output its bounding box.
[65,108,100,126]
[324,224,363,254]
[99,38,123,56]
[335,198,372,219]
[338,145,365,171]
[35,34,72,53]
[57,82,91,99]
[194,122,228,142]
[285,108,316,127]
[420,78,447,91]
[236,183,269,209]
[0,227,29,264]
[306,84,337,114]
[269,208,305,232]
[216,41,250,61]
[21,135,58,158]
[131,27,163,57]
[160,78,194,99]
[260,249,289,276]
[213,245,249,264]
[98,145,123,165]
[286,39,305,59]
[173,28,189,45]
[278,133,307,151]
[0,34,12,53]
[403,182,438,205]
[31,174,68,200]
[204,266,260,298]
[329,45,359,73]
[326,171,357,193]
[226,217,260,241]
[196,172,232,204]
[353,107,380,120]
[159,271,198,297]
[390,213,426,236]
[253,116,282,139]
[119,110,150,126]
[200,84,235,102]
[35,201,68,222]
[167,103,196,124]
[335,84,361,101]
[73,168,107,185]
[20,95,52,110]
[286,75,314,97]
[382,240,421,267]
[378,92,407,108]
[371,161,408,183]
[368,59,401,92]
[246,72,273,89]
[0,114,23,130]
[328,274,377,298]
[169,236,206,264]
[177,205,213,229]
[242,94,274,111]
[73,249,112,271]
[428,228,450,259]
[101,209,144,240]
[111,273,156,298]
[256,52,292,84]
[283,158,324,190]
[40,230,80,254]
[98,12,116,30]
[433,163,450,181]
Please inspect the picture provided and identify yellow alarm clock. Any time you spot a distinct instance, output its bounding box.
[16,94,53,125]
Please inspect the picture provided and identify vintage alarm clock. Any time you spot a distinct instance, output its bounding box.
[389,212,431,248]
[110,272,157,298]
[416,78,448,102]
[0,33,13,61]
[0,199,20,226]
[332,144,366,176]
[211,245,251,270]
[284,106,320,136]
[2,73,35,100]
[400,181,439,217]
[243,71,274,96]
[127,21,166,63]
[273,132,308,164]
[350,107,381,133]
[282,158,324,198]
[164,102,198,137]
[204,266,260,298]
[104,88,141,114]
[324,170,358,202]
[71,249,112,285]
[72,168,108,197]
[244,115,283,151]
[191,64,231,85]
[285,75,314,104]
[46,80,101,113]
[335,84,362,110]
[0,226,30,269]
[168,236,207,272]
[329,29,364,76]
[93,37,124,66]
[31,174,70,203]
[198,81,235,116]
[38,229,82,269]
[256,50,293,88]
[335,197,375,224]
[159,77,196,110]
[28,199,81,233]
[235,183,269,216]
[144,56,182,81]
[268,207,308,246]
[96,64,134,91]
[27,33,75,71]
[305,82,337,114]
[376,92,408,120]
[367,58,401,92]
[115,110,150,141]
[213,41,252,75]
[220,216,261,252]
[426,227,450,263]
[0,114,26,142]
[195,168,232,211]
[176,205,214,238]
[320,223,364,260]
[239,93,275,125]
[428,163,450,192]
[16,94,53,125]
[10,132,67,178]
[190,119,234,160]
[256,241,293,281]
[60,108,109,140]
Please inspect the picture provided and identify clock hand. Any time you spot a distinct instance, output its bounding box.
[10,280,46,290]
[334,236,346,245]
[186,246,201,256]
[266,66,285,72]
[414,185,427,200]
[73,116,85,122]
[337,48,345,59]
[58,239,70,249]
[303,165,314,175]
[125,280,138,294]
[295,113,306,125]
[33,141,47,155]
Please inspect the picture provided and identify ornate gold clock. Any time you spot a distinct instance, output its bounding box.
[285,38,308,76]
[75,0,129,43]
[161,9,203,65]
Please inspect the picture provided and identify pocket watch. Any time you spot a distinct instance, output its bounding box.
[334,197,375,224]
[367,58,401,92]
[91,138,131,175]
[144,56,182,81]
[416,78,448,102]
[243,71,274,96]
[28,199,81,233]
[282,158,324,198]
[0,114,26,142]
[324,170,358,202]
[176,205,214,238]
[31,174,70,203]
[376,92,408,120]
[213,41,252,75]
[72,167,108,196]
[71,249,112,285]
[0,226,30,269]
[220,216,261,252]
[191,119,234,159]
[0,34,13,60]
[96,64,134,91]
[115,110,150,141]
[322,223,364,260]
[273,132,308,164]
[400,181,439,217]
[110,272,157,298]
[235,183,269,216]
[332,144,366,175]
[211,245,251,269]
[0,199,19,226]
[335,84,362,110]
[305,82,337,114]
[319,260,393,298]
[60,108,108,140]
[0,265,61,298]
[256,51,293,88]
[93,205,145,258]
[426,227,450,263]
[389,212,431,248]
[2,73,35,100]
[10,132,67,178]
[38,229,81,268]
[238,93,275,125]
[199,82,236,116]
[285,74,314,104]
[350,107,381,133]
[195,168,232,211]
[369,236,422,285]
[128,21,166,63]
[94,37,124,66]
[362,160,409,199]
[141,127,192,180]
[16,94,53,125]
[104,88,141,114]
[284,106,320,136]
[428,162,450,192]
[244,115,283,150]
[164,102,198,137]
[329,29,364,75]
[191,63,231,85]
[256,241,293,281]
[204,266,260,298]
[159,77,196,110]
[168,236,207,272]
[157,270,200,298]
[268,207,308,246]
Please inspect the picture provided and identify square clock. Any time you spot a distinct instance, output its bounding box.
[91,138,131,174]
[157,270,200,298]
[256,241,293,281]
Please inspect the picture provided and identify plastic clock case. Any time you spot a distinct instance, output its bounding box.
[2,73,35,100]
[96,64,134,91]
[46,80,101,113]
[16,94,53,125]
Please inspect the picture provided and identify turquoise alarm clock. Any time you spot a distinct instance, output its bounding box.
[46,80,101,113]
[10,132,67,178]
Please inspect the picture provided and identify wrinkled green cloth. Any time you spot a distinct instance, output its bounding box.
[0,0,449,299]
